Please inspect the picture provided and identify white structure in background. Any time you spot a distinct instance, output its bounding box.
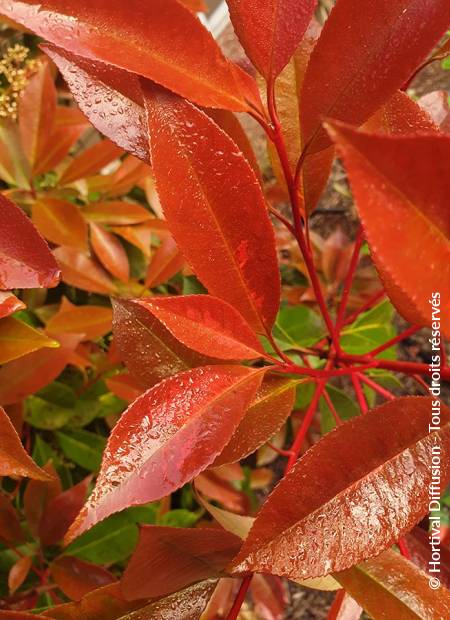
[198,0,230,38]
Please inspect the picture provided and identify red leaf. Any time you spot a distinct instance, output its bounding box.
[335,549,450,618]
[24,463,62,537]
[46,301,112,341]
[44,45,150,163]
[82,201,151,226]
[328,591,363,620]
[404,526,450,589]
[195,470,250,515]
[53,246,116,295]
[35,123,87,176]
[144,84,280,334]
[0,494,24,544]
[230,397,450,581]
[364,91,439,134]
[250,574,289,620]
[145,236,185,288]
[121,525,241,600]
[105,373,142,404]
[65,366,263,543]
[0,291,25,319]
[32,198,88,251]
[3,0,255,112]
[0,119,31,189]
[40,476,91,546]
[327,122,450,335]
[112,298,217,389]
[301,0,450,152]
[0,194,60,289]
[0,405,53,480]
[90,223,129,283]
[50,556,116,601]
[60,139,123,185]
[134,295,265,360]
[8,556,33,595]
[213,375,297,466]
[227,0,317,80]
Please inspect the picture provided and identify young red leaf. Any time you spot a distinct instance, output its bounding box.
[213,375,297,466]
[226,0,317,80]
[134,295,265,360]
[111,223,153,258]
[60,140,123,185]
[35,123,87,177]
[250,574,289,620]
[230,397,450,581]
[32,198,88,251]
[145,236,185,288]
[2,0,255,112]
[404,526,450,589]
[121,525,241,600]
[82,201,151,226]
[24,463,62,537]
[50,556,116,601]
[195,470,250,515]
[0,405,53,480]
[301,0,450,152]
[144,85,280,334]
[46,301,112,341]
[8,556,33,595]
[335,549,450,619]
[0,495,23,544]
[0,317,58,365]
[65,366,264,543]
[363,91,439,135]
[40,476,91,546]
[105,373,142,404]
[0,291,25,320]
[112,298,218,389]
[53,246,116,295]
[0,194,60,289]
[327,123,450,335]
[90,223,129,283]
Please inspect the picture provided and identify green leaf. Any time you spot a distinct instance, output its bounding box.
[320,385,359,434]
[56,429,106,471]
[157,509,200,528]
[340,300,396,357]
[26,396,73,430]
[32,435,72,488]
[273,305,325,350]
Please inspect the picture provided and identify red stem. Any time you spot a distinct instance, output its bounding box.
[335,226,364,335]
[321,388,343,426]
[267,442,294,458]
[226,575,253,620]
[351,372,368,413]
[341,289,385,327]
[368,325,421,357]
[356,373,396,401]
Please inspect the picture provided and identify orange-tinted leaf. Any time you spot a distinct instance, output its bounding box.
[0,333,82,405]
[418,90,450,133]
[65,366,263,542]
[0,291,25,319]
[0,405,53,480]
[111,223,152,258]
[112,298,217,389]
[32,198,88,250]
[54,246,116,295]
[364,91,438,134]
[404,526,450,589]
[227,0,316,80]
[301,0,450,152]
[4,0,253,112]
[50,556,116,601]
[195,470,250,515]
[35,123,86,176]
[60,140,122,185]
[335,549,450,619]
[90,223,129,282]
[44,45,150,163]
[46,301,112,341]
[134,295,265,360]
[122,525,241,600]
[327,123,450,335]
[24,463,61,537]
[0,317,58,364]
[0,494,24,543]
[18,61,56,171]
[145,236,185,288]
[82,201,151,226]
[8,556,33,595]
[250,574,289,620]
[40,476,91,546]
[214,376,297,466]
[105,373,142,404]
[0,119,31,189]
[327,591,362,620]
[144,85,280,334]
[231,397,450,581]
[0,614,43,619]
[0,194,60,289]
[180,0,206,11]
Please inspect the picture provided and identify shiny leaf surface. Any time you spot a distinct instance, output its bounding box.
[53,246,116,295]
[32,198,88,251]
[0,317,58,364]
[90,223,129,282]
[145,236,185,288]
[82,201,151,226]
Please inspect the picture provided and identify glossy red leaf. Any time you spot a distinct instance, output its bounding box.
[144,84,280,334]
[122,525,241,600]
[0,494,24,543]
[44,45,150,163]
[0,193,60,289]
[335,549,450,619]
[65,366,264,543]
[364,91,439,135]
[60,139,123,185]
[226,0,317,79]
[112,297,217,389]
[0,405,53,480]
[46,300,112,341]
[40,476,91,546]
[195,470,250,515]
[0,291,25,319]
[404,526,450,588]
[32,198,88,251]
[0,317,58,364]
[327,123,450,335]
[18,60,56,171]
[2,0,255,112]
[82,201,151,226]
[24,462,62,537]
[301,0,450,152]
[250,574,289,620]
[214,375,297,466]
[134,295,265,360]
[50,556,116,601]
[145,236,185,288]
[90,223,129,283]
[8,555,33,595]
[53,246,116,295]
[230,397,450,581]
